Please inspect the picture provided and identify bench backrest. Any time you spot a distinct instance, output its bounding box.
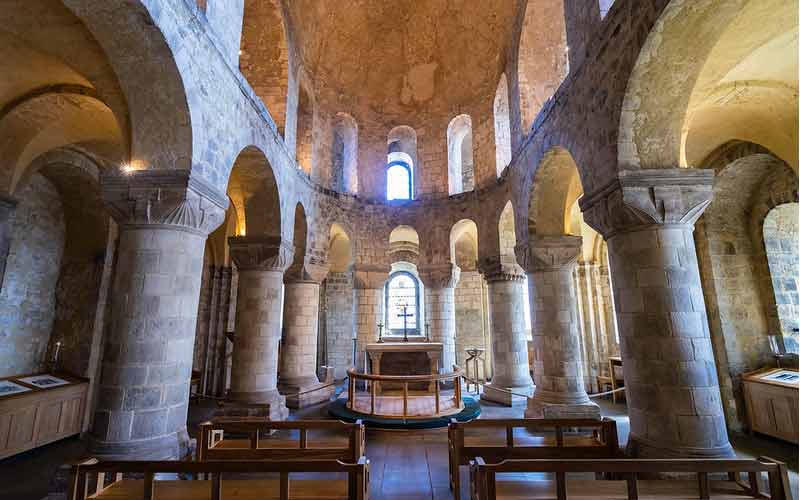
[69,456,369,500]
[198,418,365,462]
[449,417,620,464]
[469,457,792,500]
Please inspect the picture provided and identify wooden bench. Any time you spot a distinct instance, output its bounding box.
[448,417,619,498]
[69,457,369,500]
[198,419,365,463]
[469,457,792,500]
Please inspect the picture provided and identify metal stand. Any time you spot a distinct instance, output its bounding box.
[464,347,486,393]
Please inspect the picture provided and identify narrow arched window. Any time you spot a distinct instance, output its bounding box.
[385,271,420,335]
[387,161,412,201]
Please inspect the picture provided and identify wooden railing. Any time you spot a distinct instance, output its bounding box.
[346,368,464,419]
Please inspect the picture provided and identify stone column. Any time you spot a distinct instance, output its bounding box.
[90,171,227,459]
[226,236,291,420]
[353,265,390,372]
[0,195,17,287]
[419,264,460,372]
[278,258,335,408]
[479,258,533,405]
[517,236,600,419]
[581,169,733,458]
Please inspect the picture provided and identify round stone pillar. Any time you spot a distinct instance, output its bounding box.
[581,169,733,458]
[226,236,291,420]
[479,259,533,405]
[353,265,390,371]
[517,236,600,419]
[419,264,460,372]
[278,257,335,408]
[90,171,227,459]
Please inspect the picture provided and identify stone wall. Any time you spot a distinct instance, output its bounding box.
[324,271,354,379]
[763,203,799,338]
[0,174,65,377]
[454,270,491,378]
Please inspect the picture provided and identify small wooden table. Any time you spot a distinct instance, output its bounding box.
[0,372,88,460]
[742,367,798,443]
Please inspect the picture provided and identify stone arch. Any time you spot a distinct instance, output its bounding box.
[447,115,474,196]
[226,145,282,238]
[328,222,353,274]
[332,113,358,194]
[694,140,798,430]
[62,0,195,173]
[516,0,569,134]
[528,147,583,238]
[239,0,290,135]
[388,225,420,265]
[618,0,798,171]
[494,73,513,178]
[450,219,478,271]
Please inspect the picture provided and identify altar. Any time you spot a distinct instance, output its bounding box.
[366,342,442,391]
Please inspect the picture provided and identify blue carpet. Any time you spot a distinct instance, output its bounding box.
[328,396,480,429]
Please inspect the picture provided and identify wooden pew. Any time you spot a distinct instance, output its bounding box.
[448,417,619,498]
[198,419,365,463]
[469,456,792,500]
[69,456,370,500]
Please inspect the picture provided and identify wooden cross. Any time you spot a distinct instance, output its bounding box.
[397,304,414,342]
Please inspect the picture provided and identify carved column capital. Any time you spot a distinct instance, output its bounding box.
[285,254,330,284]
[515,235,582,273]
[579,168,714,239]
[418,263,461,289]
[101,169,228,236]
[478,254,525,282]
[351,264,391,289]
[228,235,294,272]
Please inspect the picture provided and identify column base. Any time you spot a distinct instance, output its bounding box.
[525,397,601,420]
[224,389,289,420]
[280,381,336,409]
[626,434,735,459]
[88,429,192,460]
[480,383,533,406]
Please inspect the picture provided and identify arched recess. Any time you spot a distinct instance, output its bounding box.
[226,146,282,238]
[388,225,420,265]
[494,74,513,177]
[295,80,314,174]
[332,113,358,194]
[323,223,355,379]
[450,219,479,271]
[694,140,799,430]
[239,0,290,136]
[447,115,474,195]
[619,0,798,171]
[387,126,418,200]
[517,0,569,134]
[285,202,308,278]
[528,147,583,237]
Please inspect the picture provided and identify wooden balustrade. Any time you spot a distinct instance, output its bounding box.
[346,368,465,419]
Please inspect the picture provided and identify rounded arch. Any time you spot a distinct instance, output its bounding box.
[447,114,474,196]
[494,73,513,177]
[387,126,418,200]
[239,0,290,135]
[389,225,420,265]
[516,0,569,134]
[528,147,583,237]
[328,222,353,273]
[332,112,358,194]
[618,0,798,171]
[226,145,282,237]
[450,219,478,271]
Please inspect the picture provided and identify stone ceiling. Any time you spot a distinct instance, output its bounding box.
[282,0,521,123]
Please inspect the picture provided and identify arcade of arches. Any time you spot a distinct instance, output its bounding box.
[0,0,797,486]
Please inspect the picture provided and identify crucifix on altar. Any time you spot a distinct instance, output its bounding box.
[397,302,414,342]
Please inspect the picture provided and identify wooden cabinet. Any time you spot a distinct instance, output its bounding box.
[0,373,88,460]
[742,367,798,444]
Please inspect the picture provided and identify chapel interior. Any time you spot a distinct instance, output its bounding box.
[0,1,798,499]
